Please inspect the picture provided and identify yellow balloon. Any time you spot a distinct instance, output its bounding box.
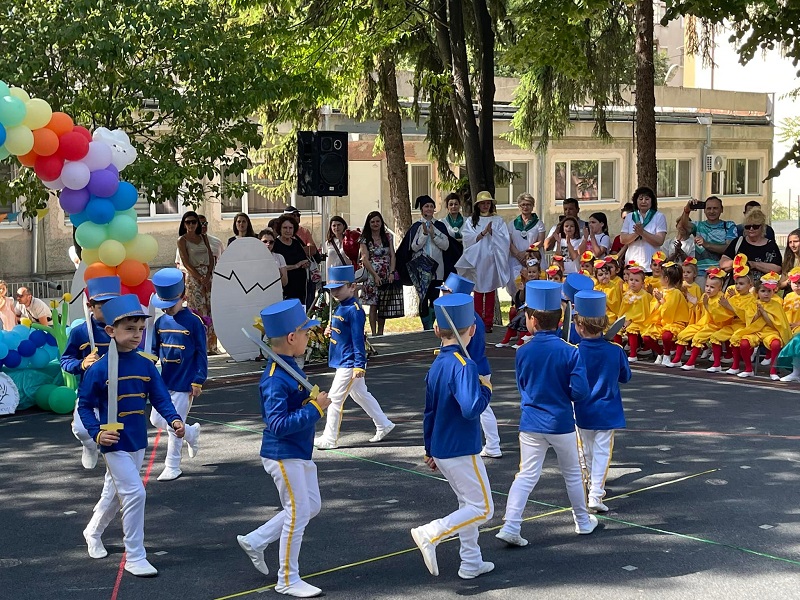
[98,239,127,267]
[81,248,100,264]
[124,234,158,263]
[9,86,30,102]
[3,125,34,156]
[22,98,52,130]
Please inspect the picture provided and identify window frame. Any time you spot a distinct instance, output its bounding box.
[0,161,23,228]
[134,188,188,221]
[407,163,433,207]
[553,157,619,205]
[222,170,318,218]
[494,160,532,206]
[710,157,762,197]
[655,157,693,200]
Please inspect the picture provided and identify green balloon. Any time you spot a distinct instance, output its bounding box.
[107,214,138,243]
[35,384,58,410]
[49,386,77,414]
[75,221,108,250]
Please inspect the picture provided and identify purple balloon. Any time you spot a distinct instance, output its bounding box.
[59,187,90,214]
[87,167,119,198]
[62,161,91,190]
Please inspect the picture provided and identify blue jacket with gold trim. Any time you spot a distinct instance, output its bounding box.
[328,296,367,370]
[259,354,322,460]
[468,311,491,376]
[574,337,630,430]
[154,308,208,392]
[423,345,491,459]
[60,316,111,375]
[78,350,180,453]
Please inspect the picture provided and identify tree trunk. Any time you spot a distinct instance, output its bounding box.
[635,0,657,190]
[472,0,496,196]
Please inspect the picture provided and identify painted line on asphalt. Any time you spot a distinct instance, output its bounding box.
[625,427,800,441]
[629,365,800,395]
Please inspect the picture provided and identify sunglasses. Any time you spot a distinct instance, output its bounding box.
[200,222,208,227]
[744,224,761,230]
[185,219,198,225]
[262,239,274,245]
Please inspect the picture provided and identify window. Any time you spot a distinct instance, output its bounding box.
[134,187,186,219]
[555,159,617,202]
[495,161,530,205]
[656,159,692,198]
[408,164,432,203]
[0,162,21,226]
[710,159,760,196]
[223,171,314,215]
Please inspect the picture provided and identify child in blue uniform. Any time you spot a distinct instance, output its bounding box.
[237,299,331,598]
[496,280,597,547]
[573,290,631,513]
[150,268,205,481]
[78,294,185,577]
[438,272,501,458]
[411,293,494,580]
[314,265,394,449]
[61,275,121,468]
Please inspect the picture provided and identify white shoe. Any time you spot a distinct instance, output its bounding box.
[157,467,182,482]
[700,348,711,359]
[662,359,681,368]
[512,341,524,350]
[369,423,395,443]
[737,370,754,378]
[770,373,780,381]
[495,342,511,348]
[186,423,201,458]
[725,368,740,375]
[83,529,107,559]
[411,526,439,576]
[721,357,733,364]
[275,579,322,597]
[588,498,609,513]
[236,535,269,575]
[628,357,638,363]
[496,529,528,547]
[654,355,664,365]
[780,371,800,382]
[761,358,772,366]
[458,561,495,580]
[480,448,502,458]
[521,335,532,342]
[706,366,723,373]
[81,445,99,469]
[313,437,338,450]
[124,558,158,577]
[681,364,695,371]
[575,514,599,535]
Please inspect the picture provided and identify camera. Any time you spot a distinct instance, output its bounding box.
[690,200,706,210]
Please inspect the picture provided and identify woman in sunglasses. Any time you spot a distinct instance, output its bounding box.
[719,208,782,287]
[178,211,219,354]
[259,228,288,287]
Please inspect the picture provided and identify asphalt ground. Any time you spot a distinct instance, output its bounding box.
[2,345,800,600]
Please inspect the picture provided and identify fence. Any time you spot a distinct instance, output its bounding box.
[2,278,74,301]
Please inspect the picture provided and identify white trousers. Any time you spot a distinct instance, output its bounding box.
[502,431,590,535]
[478,375,501,454]
[85,449,147,562]
[72,404,97,449]
[320,368,391,442]
[577,429,615,502]
[415,455,493,572]
[243,458,321,588]
[150,391,196,469]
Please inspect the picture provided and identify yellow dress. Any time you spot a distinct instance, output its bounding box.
[645,276,662,294]
[649,287,690,337]
[620,289,653,335]
[595,281,622,321]
[783,291,800,335]
[616,278,626,295]
[677,294,734,347]
[710,292,757,345]
[682,282,704,325]
[731,297,791,347]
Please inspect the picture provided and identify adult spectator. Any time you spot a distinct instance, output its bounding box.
[677,196,737,284]
[553,216,583,274]
[662,217,696,264]
[272,214,309,303]
[325,216,351,268]
[284,206,319,257]
[618,187,667,271]
[610,202,635,255]
[177,211,218,353]
[720,208,782,286]
[175,214,224,269]
[544,197,586,251]
[781,228,800,289]
[14,286,52,325]
[284,206,320,309]
[409,195,451,328]
[0,280,16,330]
[736,201,776,241]
[259,228,288,287]
[580,212,610,258]
[442,192,465,241]
[507,192,546,294]
[359,211,397,336]
[228,212,257,246]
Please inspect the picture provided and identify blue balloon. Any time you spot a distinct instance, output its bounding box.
[17,339,36,357]
[3,331,22,349]
[29,330,48,347]
[109,181,139,211]
[16,356,29,369]
[85,196,115,225]
[0,341,7,360]
[4,349,21,368]
[45,344,59,360]
[29,347,51,369]
[0,123,5,147]
[44,332,58,346]
[12,324,31,339]
[70,210,89,228]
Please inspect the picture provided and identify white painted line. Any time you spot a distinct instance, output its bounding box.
[385,499,399,504]
[629,367,800,395]
[622,565,638,571]
[740,465,751,469]
[63,511,77,515]
[154,551,168,555]
[759,524,775,530]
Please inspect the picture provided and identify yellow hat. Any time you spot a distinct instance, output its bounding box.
[475,191,494,203]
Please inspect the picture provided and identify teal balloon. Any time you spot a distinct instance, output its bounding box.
[107,214,138,243]
[0,96,26,127]
[12,324,31,339]
[49,386,77,414]
[29,347,51,368]
[0,147,9,160]
[3,331,22,349]
[0,81,9,97]
[75,221,108,250]
[119,207,138,220]
[35,384,58,410]
[0,341,7,359]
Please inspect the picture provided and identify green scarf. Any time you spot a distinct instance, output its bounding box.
[445,213,464,239]
[514,213,539,232]
[632,209,655,228]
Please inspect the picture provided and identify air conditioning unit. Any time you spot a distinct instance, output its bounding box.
[705,154,726,172]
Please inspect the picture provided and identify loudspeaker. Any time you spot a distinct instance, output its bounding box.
[297,130,348,196]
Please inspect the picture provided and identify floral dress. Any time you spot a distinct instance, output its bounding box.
[360,234,392,306]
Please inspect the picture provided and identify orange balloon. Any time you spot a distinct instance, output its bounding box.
[116,260,148,287]
[46,112,74,137]
[83,262,117,283]
[17,150,38,167]
[32,128,60,156]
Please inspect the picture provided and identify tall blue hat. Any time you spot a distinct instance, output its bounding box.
[260,299,320,339]
[151,268,186,309]
[86,276,121,303]
[102,294,150,325]
[437,272,475,295]
[433,293,475,331]
[574,290,607,318]
[524,280,562,311]
[563,273,594,302]
[324,265,355,290]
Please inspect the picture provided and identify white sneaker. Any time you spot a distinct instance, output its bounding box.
[760,358,772,366]
[706,365,723,373]
[496,529,528,546]
[725,368,740,375]
[411,526,439,576]
[575,514,599,534]
[654,355,664,365]
[275,579,322,597]
[681,364,695,371]
[662,359,681,368]
[495,342,511,348]
[237,535,269,575]
[458,561,495,580]
[588,498,609,513]
[628,357,638,363]
[369,423,395,443]
[313,437,338,450]
[83,528,107,559]
[700,348,711,360]
[521,335,532,342]
[480,448,502,459]
[512,341,524,350]
[186,423,201,458]
[770,373,780,381]
[157,467,182,482]
[780,371,800,382]
[124,558,158,577]
[737,370,754,378]
[81,445,99,469]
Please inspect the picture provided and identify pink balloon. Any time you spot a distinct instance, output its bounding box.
[61,161,91,190]
[42,176,64,191]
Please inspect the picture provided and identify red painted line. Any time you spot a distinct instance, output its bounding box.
[109,428,163,600]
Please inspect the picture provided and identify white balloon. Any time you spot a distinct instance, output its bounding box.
[93,127,137,171]
[42,176,64,190]
[61,161,91,190]
[83,141,113,171]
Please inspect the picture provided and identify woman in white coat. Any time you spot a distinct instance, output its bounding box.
[506,192,546,295]
[456,190,510,332]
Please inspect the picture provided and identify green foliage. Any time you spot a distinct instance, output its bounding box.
[771,201,790,222]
